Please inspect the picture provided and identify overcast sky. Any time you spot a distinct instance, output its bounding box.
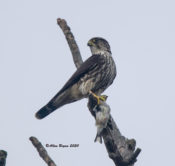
[1,0,175,166]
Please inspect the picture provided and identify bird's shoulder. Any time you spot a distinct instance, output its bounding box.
[78,53,105,70]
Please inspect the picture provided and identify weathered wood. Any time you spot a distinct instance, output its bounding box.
[57,18,83,68]
[30,137,57,166]
[0,150,7,166]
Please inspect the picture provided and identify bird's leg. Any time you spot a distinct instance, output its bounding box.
[89,91,108,104]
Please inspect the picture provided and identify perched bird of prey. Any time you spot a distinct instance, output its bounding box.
[35,37,116,119]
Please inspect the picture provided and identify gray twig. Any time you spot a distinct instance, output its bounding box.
[29,136,57,166]
[57,18,141,166]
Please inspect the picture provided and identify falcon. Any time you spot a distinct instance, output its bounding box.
[35,37,116,119]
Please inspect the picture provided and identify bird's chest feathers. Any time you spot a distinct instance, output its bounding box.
[78,53,115,96]
[79,76,94,95]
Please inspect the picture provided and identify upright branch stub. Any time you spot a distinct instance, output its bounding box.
[57,17,141,166]
[57,18,83,68]
[29,137,57,166]
[0,150,7,166]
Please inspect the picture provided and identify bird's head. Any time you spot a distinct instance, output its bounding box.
[87,37,111,55]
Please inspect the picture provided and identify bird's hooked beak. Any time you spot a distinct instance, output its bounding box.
[87,40,95,47]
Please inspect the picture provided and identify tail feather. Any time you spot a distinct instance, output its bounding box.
[35,104,56,119]
[94,134,102,144]
[35,88,80,119]
[35,92,66,119]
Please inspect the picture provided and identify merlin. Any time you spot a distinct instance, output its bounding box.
[35,37,116,119]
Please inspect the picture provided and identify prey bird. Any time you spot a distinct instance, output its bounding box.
[94,100,111,144]
[35,37,116,119]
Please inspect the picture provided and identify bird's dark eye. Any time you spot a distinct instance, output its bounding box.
[92,39,96,43]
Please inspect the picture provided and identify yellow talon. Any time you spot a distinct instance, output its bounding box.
[89,91,108,104]
[99,95,108,102]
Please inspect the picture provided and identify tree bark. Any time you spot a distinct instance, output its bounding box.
[30,136,57,166]
[57,18,83,68]
[57,18,141,166]
[0,150,7,166]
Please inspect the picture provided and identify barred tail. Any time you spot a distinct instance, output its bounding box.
[35,104,57,119]
[35,88,78,119]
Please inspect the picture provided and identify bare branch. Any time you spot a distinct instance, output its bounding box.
[29,136,57,166]
[57,18,141,166]
[0,150,7,166]
[57,18,83,68]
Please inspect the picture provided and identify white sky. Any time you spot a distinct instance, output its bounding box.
[0,0,175,165]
